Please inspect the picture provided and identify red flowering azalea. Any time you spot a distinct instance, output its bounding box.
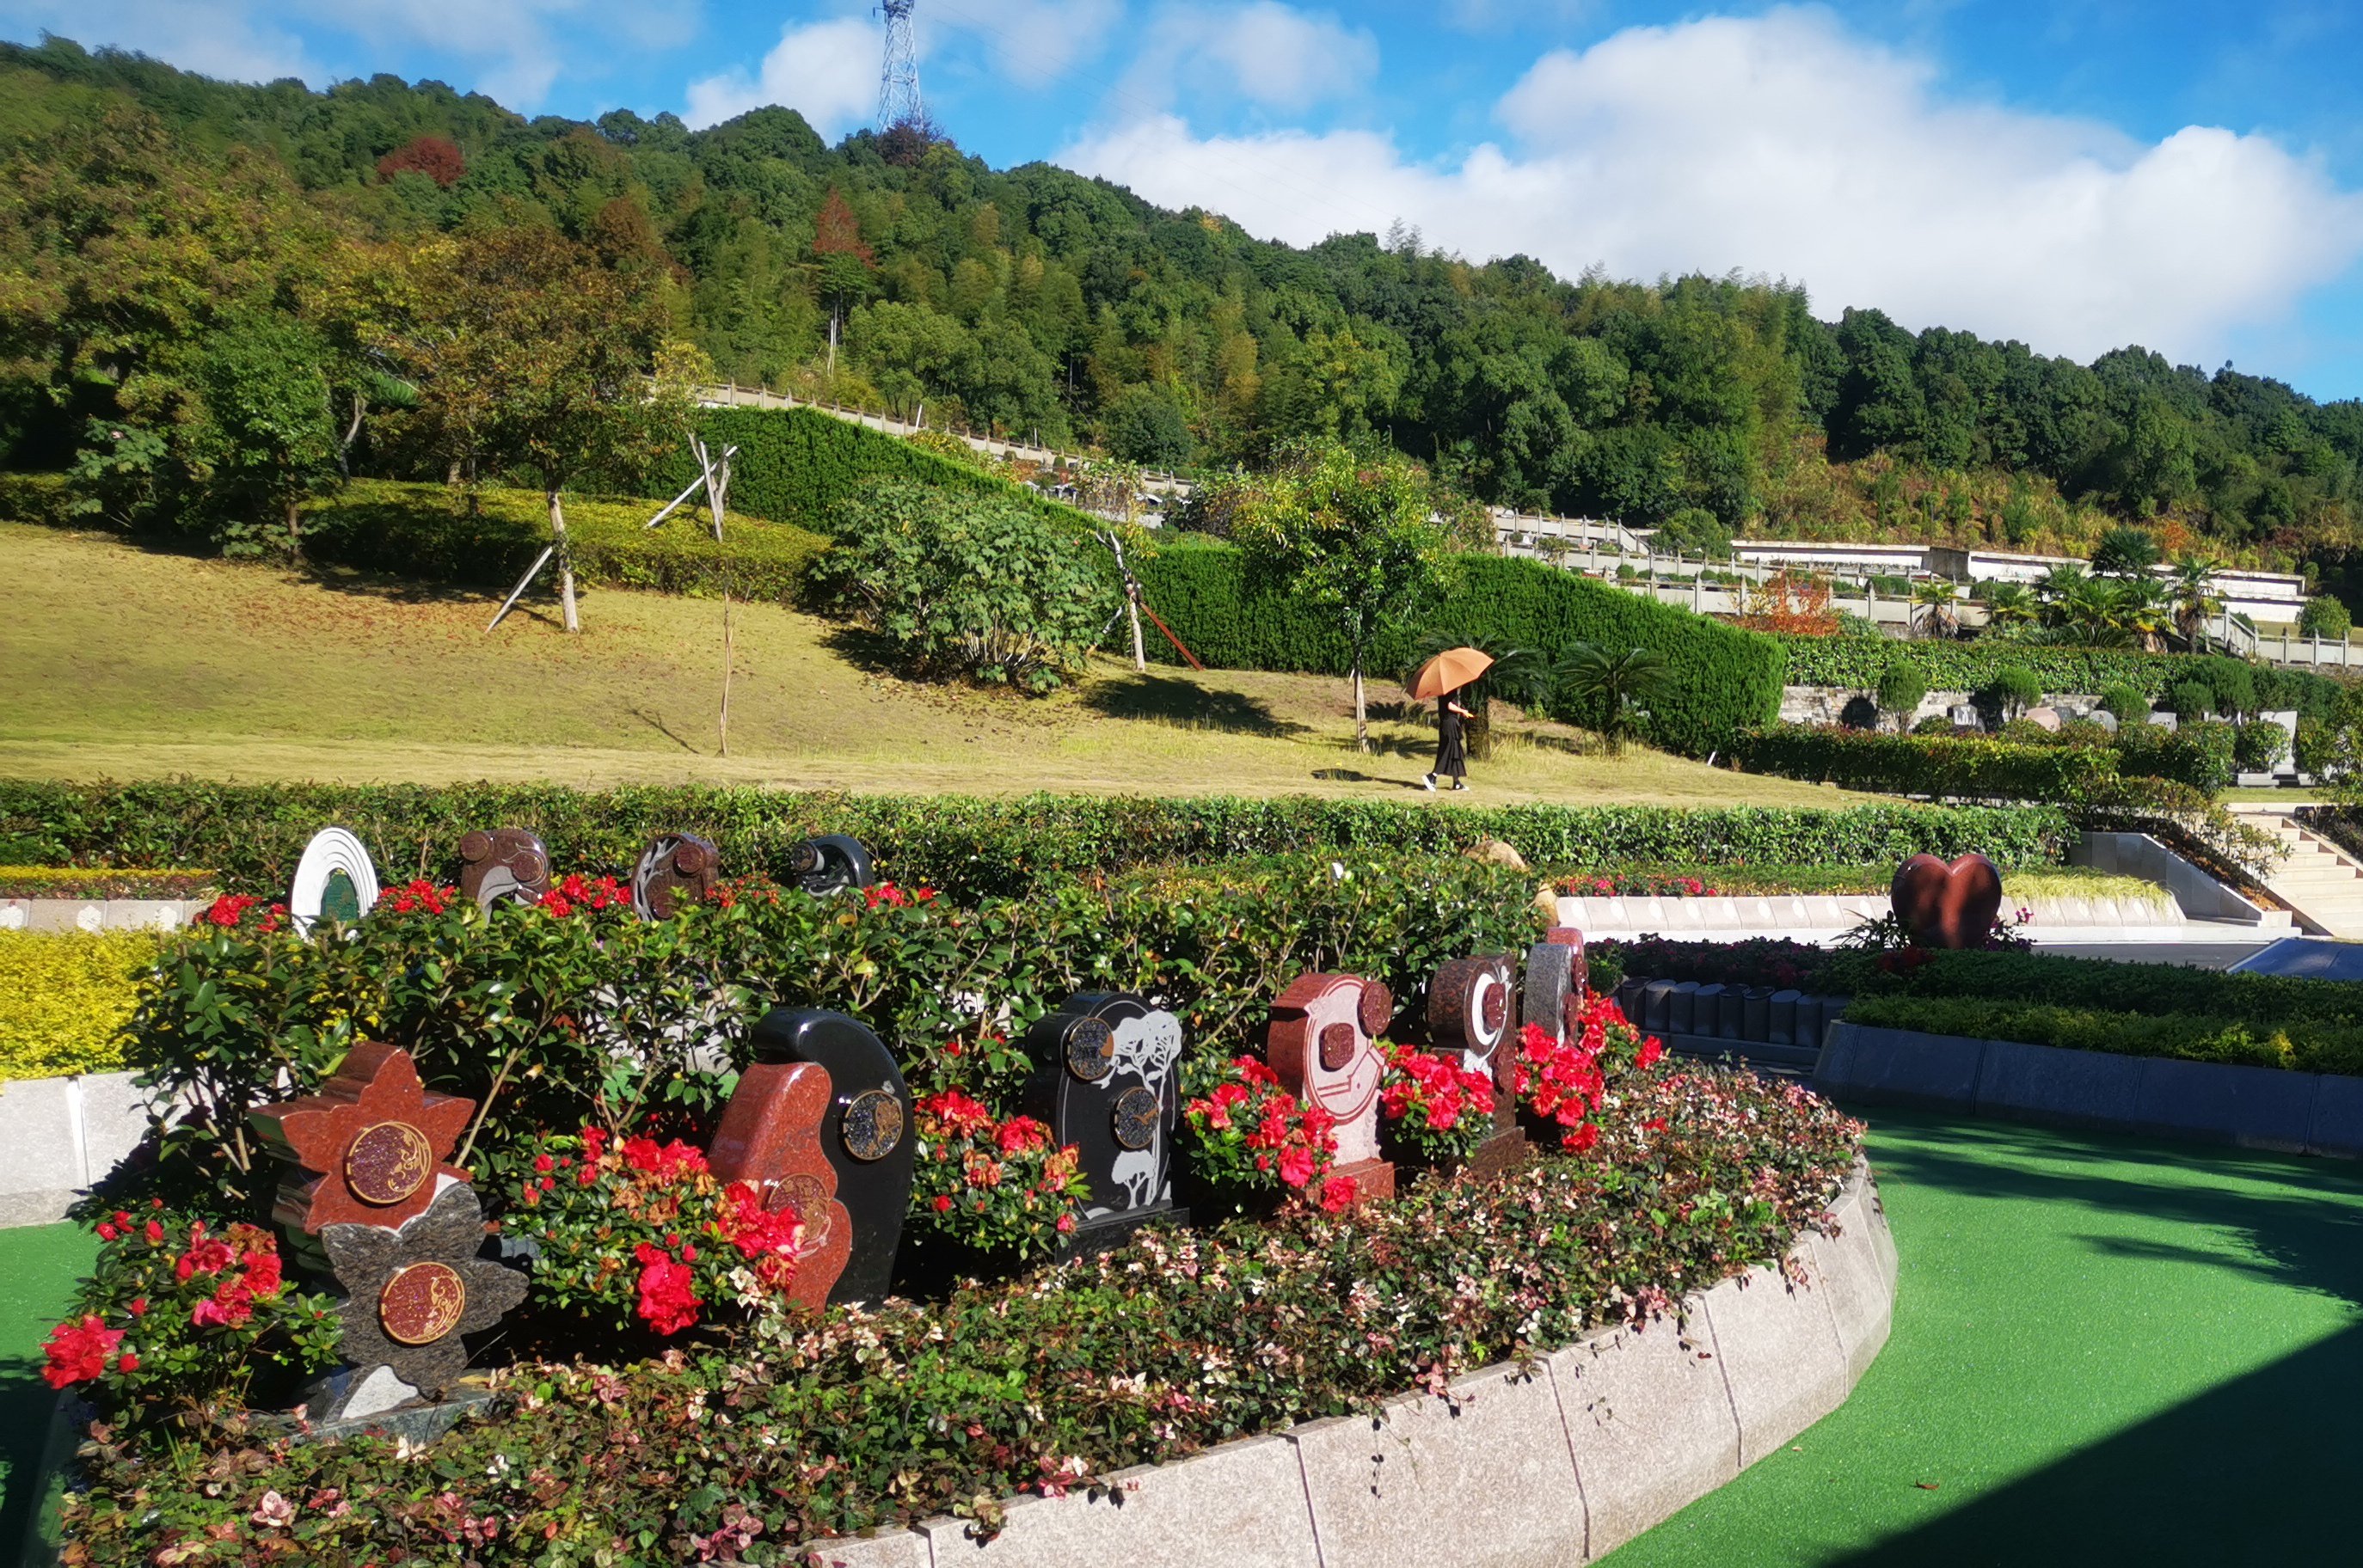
[910,1093,1086,1260]
[632,1244,703,1335]
[1378,1044,1499,1165]
[1182,1055,1340,1198]
[42,1316,122,1390]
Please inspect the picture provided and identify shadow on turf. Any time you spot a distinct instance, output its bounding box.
[1836,1118,2363,1566]
[1080,673,1306,737]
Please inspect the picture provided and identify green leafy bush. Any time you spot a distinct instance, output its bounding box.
[2167,680,2215,720]
[296,479,830,601]
[1776,637,2343,721]
[1827,946,2363,1028]
[1844,994,2363,1077]
[1137,543,1784,756]
[2299,597,2352,640]
[2098,683,2149,725]
[2234,722,2289,773]
[1732,726,2118,802]
[0,931,155,1081]
[1980,665,2044,720]
[1875,661,1928,725]
[2195,656,2258,718]
[809,481,1116,692]
[0,781,2071,903]
[2113,720,2237,792]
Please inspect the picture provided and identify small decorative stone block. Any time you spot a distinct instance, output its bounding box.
[1766,989,1801,1048]
[290,828,381,937]
[249,1042,474,1249]
[790,834,878,897]
[1023,993,1184,1248]
[632,833,721,920]
[1268,973,1392,1201]
[1740,987,1771,1043]
[1666,981,1700,1036]
[1640,980,1678,1034]
[708,1060,855,1308]
[458,828,550,910]
[743,1008,915,1304]
[1691,983,1726,1039]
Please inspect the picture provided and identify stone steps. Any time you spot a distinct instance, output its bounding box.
[2228,806,2363,940]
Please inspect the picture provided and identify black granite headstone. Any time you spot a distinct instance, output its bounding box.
[1022,992,1185,1249]
[746,1008,916,1305]
[790,834,878,897]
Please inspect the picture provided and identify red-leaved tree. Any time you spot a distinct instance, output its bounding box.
[376,135,465,188]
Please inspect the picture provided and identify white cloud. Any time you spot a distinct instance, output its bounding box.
[0,0,317,83]
[1065,5,2363,365]
[931,0,1123,92]
[683,15,878,135]
[1116,3,1377,116]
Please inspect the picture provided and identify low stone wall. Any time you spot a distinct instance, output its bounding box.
[799,1167,1896,1568]
[0,897,206,933]
[0,1072,155,1227]
[1816,1022,2363,1159]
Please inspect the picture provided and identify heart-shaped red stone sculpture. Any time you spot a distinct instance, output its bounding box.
[1890,853,2004,950]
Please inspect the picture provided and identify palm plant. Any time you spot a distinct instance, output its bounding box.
[1400,631,1550,762]
[1554,642,1672,754]
[2115,576,2172,652]
[2038,563,2089,616]
[1980,582,2039,628]
[2170,555,2225,650]
[1910,578,1962,640]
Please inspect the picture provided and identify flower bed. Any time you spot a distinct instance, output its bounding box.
[53,1062,1861,1565]
[0,930,158,1081]
[0,867,218,899]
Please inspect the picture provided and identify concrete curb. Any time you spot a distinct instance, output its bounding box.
[0,1072,157,1227]
[801,1166,1895,1567]
[0,898,205,934]
[1815,1022,2363,1159]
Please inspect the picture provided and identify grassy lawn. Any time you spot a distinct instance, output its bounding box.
[1605,1111,2363,1565]
[0,522,1858,806]
[0,1222,97,1562]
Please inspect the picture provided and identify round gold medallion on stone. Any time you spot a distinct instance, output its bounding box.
[840,1089,905,1161]
[345,1122,434,1206]
[1064,1016,1115,1082]
[1111,1087,1160,1150]
[378,1261,466,1346]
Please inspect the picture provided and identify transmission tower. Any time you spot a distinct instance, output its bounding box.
[878,0,924,130]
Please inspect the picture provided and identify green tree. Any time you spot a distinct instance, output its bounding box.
[2090,525,2162,579]
[1554,643,1673,753]
[1231,442,1447,750]
[385,230,688,632]
[811,188,875,378]
[2299,597,2352,640]
[186,313,343,560]
[1875,661,1928,732]
[2169,555,2225,649]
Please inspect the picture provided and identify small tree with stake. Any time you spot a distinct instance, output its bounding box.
[1231,442,1446,752]
[390,230,688,633]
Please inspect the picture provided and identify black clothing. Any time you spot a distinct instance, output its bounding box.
[1434,698,1467,779]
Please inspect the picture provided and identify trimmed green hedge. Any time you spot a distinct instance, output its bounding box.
[1827,946,2363,1027]
[1137,544,1785,757]
[1777,635,2346,720]
[295,480,831,600]
[1844,993,2363,1077]
[0,781,2071,903]
[1731,727,2119,802]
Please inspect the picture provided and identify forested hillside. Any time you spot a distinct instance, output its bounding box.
[3,34,2359,569]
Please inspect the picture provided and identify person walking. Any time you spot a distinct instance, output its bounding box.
[1425,690,1472,791]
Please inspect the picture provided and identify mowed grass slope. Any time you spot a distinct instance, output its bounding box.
[0,522,1857,804]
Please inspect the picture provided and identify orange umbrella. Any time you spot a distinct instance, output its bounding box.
[1407,646,1493,701]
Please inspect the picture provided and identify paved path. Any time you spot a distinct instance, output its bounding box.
[1604,1111,2363,1565]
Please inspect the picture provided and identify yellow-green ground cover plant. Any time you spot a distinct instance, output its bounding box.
[0,930,157,1080]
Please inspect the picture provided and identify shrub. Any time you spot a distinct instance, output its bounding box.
[0,781,2073,904]
[0,931,156,1081]
[0,868,216,898]
[1875,661,1928,727]
[2296,718,2350,777]
[1595,937,1837,993]
[808,481,1116,692]
[1844,994,2363,1077]
[1377,1045,1500,1166]
[2299,597,2352,640]
[2098,683,2150,726]
[2234,722,2289,774]
[1731,726,2118,803]
[1826,946,2363,1028]
[1134,544,1784,757]
[296,479,830,602]
[1980,665,2044,720]
[2113,721,2237,792]
[2167,680,2215,720]
[1776,638,2343,724]
[2195,656,2258,719]
[1181,1055,1348,1206]
[906,1091,1090,1258]
[1912,713,1957,735]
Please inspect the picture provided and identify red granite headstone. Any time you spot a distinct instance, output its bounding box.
[1267,973,1394,1205]
[1891,853,2004,950]
[707,1059,855,1310]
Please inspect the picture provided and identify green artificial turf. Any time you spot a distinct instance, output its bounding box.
[1605,1111,2363,1565]
[0,1222,97,1565]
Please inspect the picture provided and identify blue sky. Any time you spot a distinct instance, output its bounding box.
[5,1,2361,401]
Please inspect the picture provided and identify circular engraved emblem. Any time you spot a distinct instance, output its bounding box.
[840,1088,905,1161]
[787,842,823,878]
[773,1175,835,1248]
[1356,982,1393,1039]
[378,1262,466,1346]
[1111,1087,1160,1150]
[1064,1016,1116,1082]
[345,1122,433,1206]
[1479,976,1508,1035]
[1319,1020,1359,1072]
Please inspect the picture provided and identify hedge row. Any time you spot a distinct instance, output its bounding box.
[1832,946,2363,1027]
[1137,542,1786,757]
[1731,727,2120,802]
[1844,994,2363,1077]
[0,931,155,1081]
[0,781,2073,901]
[1777,635,2347,720]
[293,480,832,600]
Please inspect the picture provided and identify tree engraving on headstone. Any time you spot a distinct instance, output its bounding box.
[1023,992,1185,1250]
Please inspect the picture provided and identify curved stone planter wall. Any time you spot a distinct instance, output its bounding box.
[1,897,206,933]
[0,1072,156,1227]
[797,1167,1896,1568]
[1818,1021,2363,1159]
